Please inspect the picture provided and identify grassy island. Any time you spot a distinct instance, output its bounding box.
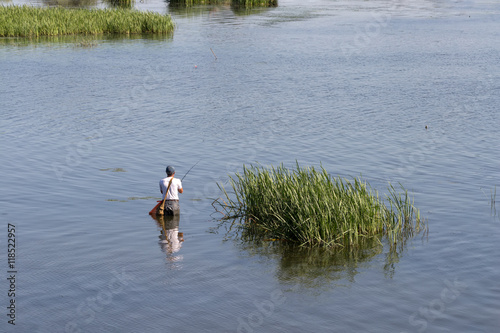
[0,5,175,37]
[213,164,425,248]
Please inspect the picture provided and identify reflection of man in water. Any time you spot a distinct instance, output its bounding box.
[157,214,184,257]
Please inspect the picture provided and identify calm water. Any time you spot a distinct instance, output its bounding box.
[1,0,499,332]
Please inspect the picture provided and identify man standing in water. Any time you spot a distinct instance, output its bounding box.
[159,165,183,215]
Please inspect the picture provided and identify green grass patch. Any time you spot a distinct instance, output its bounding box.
[213,163,425,248]
[0,5,175,37]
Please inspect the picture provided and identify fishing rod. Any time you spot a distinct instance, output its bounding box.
[181,159,201,181]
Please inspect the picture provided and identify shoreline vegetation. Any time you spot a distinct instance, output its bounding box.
[0,5,175,37]
[213,164,425,249]
[0,1,279,38]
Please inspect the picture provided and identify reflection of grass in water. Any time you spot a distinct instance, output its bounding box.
[169,0,278,6]
[169,0,278,11]
[167,1,277,18]
[75,37,98,48]
[0,33,172,47]
[169,0,228,5]
[41,0,99,7]
[103,0,135,9]
[234,236,403,289]
[230,0,277,16]
[213,163,425,250]
[0,6,175,37]
[232,0,277,8]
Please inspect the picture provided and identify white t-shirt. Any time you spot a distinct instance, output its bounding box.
[159,177,183,200]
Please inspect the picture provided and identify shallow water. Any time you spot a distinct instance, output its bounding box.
[1,0,500,332]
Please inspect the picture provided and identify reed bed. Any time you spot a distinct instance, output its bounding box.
[0,5,175,37]
[213,164,425,248]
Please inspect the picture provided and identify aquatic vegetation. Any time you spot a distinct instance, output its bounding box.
[0,5,175,37]
[213,163,425,248]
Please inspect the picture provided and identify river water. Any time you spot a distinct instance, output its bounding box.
[1,0,499,332]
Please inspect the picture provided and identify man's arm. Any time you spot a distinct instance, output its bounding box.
[178,179,183,194]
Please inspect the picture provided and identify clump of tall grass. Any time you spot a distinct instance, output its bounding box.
[213,163,425,248]
[0,5,175,37]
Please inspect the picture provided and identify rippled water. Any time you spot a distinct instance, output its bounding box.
[1,0,499,332]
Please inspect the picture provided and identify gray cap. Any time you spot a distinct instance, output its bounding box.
[166,165,175,176]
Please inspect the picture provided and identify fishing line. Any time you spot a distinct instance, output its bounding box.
[182,159,202,182]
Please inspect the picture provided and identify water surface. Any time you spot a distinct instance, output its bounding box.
[1,0,499,332]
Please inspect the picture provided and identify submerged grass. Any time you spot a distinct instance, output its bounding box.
[0,5,175,37]
[213,163,425,248]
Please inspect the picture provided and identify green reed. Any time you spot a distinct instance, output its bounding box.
[213,163,425,248]
[0,5,175,37]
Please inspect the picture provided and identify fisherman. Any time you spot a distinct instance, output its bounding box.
[159,165,183,215]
